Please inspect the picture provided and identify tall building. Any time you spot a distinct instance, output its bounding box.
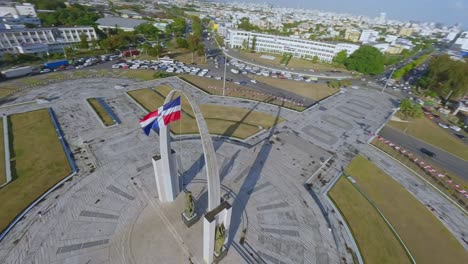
[377,12,386,24]
[227,29,360,62]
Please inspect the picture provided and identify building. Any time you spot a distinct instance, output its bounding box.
[399,27,414,37]
[455,31,468,51]
[119,9,143,19]
[377,12,386,24]
[372,43,390,53]
[227,29,360,62]
[96,17,147,32]
[0,3,40,28]
[14,3,37,17]
[359,29,379,43]
[0,27,97,55]
[345,29,361,42]
[0,3,37,17]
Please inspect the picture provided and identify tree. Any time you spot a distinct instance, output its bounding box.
[238,17,260,31]
[168,17,186,37]
[148,44,163,58]
[344,45,384,75]
[191,16,203,38]
[241,39,247,50]
[79,33,89,49]
[333,50,347,65]
[419,55,468,99]
[134,24,160,40]
[176,37,188,48]
[251,36,257,51]
[38,3,101,26]
[399,99,423,119]
[312,56,319,63]
[99,31,136,51]
[187,34,201,63]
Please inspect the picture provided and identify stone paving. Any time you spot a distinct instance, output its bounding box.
[0,77,464,264]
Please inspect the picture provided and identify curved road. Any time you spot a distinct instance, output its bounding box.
[379,126,468,181]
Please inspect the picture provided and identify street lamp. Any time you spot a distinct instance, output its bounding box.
[222,53,227,97]
[381,68,396,93]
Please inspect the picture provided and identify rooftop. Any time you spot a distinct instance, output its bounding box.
[96,17,147,29]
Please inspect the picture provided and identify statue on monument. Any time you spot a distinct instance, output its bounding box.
[184,191,196,219]
[214,224,226,256]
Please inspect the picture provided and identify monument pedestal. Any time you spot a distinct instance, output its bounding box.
[181,212,199,228]
[203,201,232,264]
[152,152,178,203]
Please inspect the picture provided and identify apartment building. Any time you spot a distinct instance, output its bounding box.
[0,27,97,55]
[227,29,359,62]
[345,29,361,42]
[359,29,379,43]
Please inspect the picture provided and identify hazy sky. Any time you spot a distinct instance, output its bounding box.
[237,0,468,27]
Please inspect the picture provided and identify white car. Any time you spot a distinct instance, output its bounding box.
[250,79,257,83]
[438,123,449,129]
[449,125,461,132]
[214,76,222,80]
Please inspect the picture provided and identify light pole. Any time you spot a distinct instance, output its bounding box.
[222,53,227,96]
[381,68,396,93]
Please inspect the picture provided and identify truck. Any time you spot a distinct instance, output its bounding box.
[122,50,140,57]
[1,66,34,79]
[230,69,239,74]
[44,60,69,69]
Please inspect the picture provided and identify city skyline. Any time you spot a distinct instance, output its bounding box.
[236,0,468,28]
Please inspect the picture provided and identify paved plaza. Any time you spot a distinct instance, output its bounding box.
[0,76,464,264]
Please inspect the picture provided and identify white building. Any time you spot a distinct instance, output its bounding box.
[455,31,468,51]
[14,3,37,17]
[227,29,359,62]
[0,27,97,55]
[0,3,40,28]
[359,29,379,43]
[444,32,458,42]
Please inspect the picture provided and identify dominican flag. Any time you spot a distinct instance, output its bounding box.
[139,96,181,135]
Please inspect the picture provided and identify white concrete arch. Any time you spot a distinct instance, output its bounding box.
[160,89,221,211]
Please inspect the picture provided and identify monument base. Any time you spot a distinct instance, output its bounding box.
[181,212,199,228]
[213,246,228,263]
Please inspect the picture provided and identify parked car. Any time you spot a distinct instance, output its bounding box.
[455,134,466,140]
[438,122,448,129]
[420,148,436,157]
[449,125,461,132]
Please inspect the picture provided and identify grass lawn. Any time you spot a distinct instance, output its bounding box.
[180,75,306,111]
[329,177,411,264]
[127,86,284,139]
[250,75,339,101]
[346,155,468,264]
[0,109,71,231]
[388,114,468,161]
[87,98,115,126]
[0,119,4,185]
[0,84,19,100]
[116,69,157,81]
[237,50,347,71]
[372,139,467,210]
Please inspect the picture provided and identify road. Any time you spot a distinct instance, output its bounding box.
[379,126,468,181]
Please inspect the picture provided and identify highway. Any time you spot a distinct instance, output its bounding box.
[379,126,468,181]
